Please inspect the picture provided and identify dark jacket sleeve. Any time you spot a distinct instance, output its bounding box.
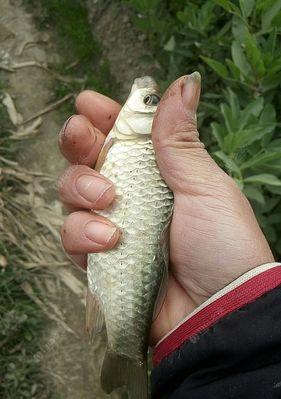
[151,263,281,399]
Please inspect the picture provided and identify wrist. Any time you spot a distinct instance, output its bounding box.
[185,251,275,308]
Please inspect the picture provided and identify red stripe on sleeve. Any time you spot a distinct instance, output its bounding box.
[153,266,281,366]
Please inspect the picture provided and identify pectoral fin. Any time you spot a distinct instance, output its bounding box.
[95,135,114,172]
[85,288,104,339]
[153,218,171,320]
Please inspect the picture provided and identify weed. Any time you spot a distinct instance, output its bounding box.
[124,0,281,257]
[0,82,55,398]
[23,0,118,112]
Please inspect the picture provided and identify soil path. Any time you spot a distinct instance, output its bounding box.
[1,1,152,398]
[1,1,110,398]
[86,1,155,101]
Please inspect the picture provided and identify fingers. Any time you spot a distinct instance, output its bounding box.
[151,73,223,194]
[59,90,122,270]
[152,72,201,147]
[61,211,120,255]
[58,165,115,210]
[181,72,201,115]
[58,114,106,166]
[76,90,121,134]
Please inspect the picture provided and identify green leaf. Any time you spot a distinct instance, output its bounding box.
[233,122,275,149]
[239,97,264,129]
[244,174,281,186]
[243,97,264,118]
[260,103,276,125]
[262,0,281,30]
[243,185,265,205]
[244,34,265,76]
[211,122,226,149]
[232,15,249,41]
[201,56,228,78]
[267,138,281,151]
[231,40,251,77]
[241,152,281,170]
[226,58,241,79]
[220,103,238,133]
[214,0,242,15]
[228,89,240,120]
[267,186,281,195]
[132,15,151,31]
[164,36,175,52]
[258,196,280,213]
[213,151,241,174]
[262,72,281,91]
[198,1,217,31]
[239,0,255,17]
[265,27,277,54]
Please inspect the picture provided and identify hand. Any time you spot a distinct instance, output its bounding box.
[58,74,274,344]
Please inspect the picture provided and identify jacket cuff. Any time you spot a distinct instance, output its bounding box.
[153,262,281,366]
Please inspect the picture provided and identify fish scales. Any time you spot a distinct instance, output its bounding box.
[88,139,172,357]
[87,76,173,399]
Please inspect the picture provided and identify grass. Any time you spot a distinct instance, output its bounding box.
[123,0,281,258]
[0,263,45,398]
[0,89,54,398]
[0,1,121,397]
[24,0,118,111]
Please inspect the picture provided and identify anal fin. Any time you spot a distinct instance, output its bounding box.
[101,349,148,399]
[85,288,104,339]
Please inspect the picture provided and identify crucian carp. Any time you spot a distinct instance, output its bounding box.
[87,76,173,399]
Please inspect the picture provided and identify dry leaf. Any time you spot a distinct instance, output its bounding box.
[2,92,23,126]
[0,255,7,269]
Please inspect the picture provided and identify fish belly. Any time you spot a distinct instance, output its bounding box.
[87,139,173,381]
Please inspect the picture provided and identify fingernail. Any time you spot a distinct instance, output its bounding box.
[182,71,201,113]
[59,115,75,141]
[76,175,112,204]
[84,221,117,245]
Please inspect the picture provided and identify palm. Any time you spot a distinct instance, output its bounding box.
[59,76,273,345]
[150,77,273,343]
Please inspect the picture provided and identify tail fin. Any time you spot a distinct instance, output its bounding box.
[101,349,148,399]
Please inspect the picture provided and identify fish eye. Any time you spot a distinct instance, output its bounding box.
[143,94,161,106]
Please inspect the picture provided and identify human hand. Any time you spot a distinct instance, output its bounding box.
[58,74,274,344]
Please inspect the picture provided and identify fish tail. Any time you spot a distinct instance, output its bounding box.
[101,349,148,399]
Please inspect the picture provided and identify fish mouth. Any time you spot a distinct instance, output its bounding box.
[132,76,158,91]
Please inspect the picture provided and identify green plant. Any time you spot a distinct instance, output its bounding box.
[124,0,281,257]
[0,92,51,398]
[23,0,118,106]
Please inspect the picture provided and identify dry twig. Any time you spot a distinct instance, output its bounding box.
[21,93,74,125]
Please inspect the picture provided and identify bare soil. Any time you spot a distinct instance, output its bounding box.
[86,0,156,101]
[1,0,152,397]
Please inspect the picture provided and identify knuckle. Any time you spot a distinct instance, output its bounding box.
[154,116,203,151]
[174,118,197,134]
[57,166,75,197]
[60,212,80,253]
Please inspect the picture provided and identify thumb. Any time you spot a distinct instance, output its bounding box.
[152,72,225,193]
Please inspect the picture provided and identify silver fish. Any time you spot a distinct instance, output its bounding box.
[87,76,173,399]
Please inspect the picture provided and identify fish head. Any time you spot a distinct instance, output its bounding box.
[115,76,161,138]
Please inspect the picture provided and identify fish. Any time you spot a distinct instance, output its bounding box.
[87,76,174,399]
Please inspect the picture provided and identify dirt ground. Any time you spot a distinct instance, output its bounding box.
[0,0,152,398]
[86,0,156,100]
